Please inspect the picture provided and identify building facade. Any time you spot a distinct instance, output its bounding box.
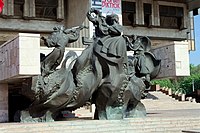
[0,0,199,122]
[0,0,90,48]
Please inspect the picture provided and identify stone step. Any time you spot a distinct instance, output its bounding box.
[1,124,199,133]
[1,91,200,133]
[142,91,200,111]
[0,117,200,133]
[147,92,177,100]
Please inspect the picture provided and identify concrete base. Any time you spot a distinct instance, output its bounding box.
[0,84,8,122]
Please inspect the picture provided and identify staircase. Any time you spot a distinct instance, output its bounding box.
[143,91,200,111]
[0,91,200,133]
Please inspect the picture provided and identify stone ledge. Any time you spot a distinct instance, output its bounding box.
[0,33,40,82]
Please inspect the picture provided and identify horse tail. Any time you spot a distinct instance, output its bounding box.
[61,51,78,70]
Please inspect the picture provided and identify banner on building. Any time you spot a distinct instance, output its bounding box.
[0,0,4,13]
[91,0,102,11]
[102,0,121,15]
[91,0,121,15]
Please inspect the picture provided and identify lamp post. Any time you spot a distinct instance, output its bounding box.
[192,79,195,92]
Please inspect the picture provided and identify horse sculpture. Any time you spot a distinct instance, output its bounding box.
[20,8,161,122]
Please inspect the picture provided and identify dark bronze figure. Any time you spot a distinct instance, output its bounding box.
[20,8,161,122]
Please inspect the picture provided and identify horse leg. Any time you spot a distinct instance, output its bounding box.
[96,69,126,119]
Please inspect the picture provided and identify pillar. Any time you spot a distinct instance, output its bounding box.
[0,84,8,122]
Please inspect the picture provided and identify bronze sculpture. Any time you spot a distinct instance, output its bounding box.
[20,8,161,122]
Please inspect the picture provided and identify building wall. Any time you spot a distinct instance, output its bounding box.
[0,0,195,78]
[0,33,40,83]
[0,0,65,33]
[65,0,90,28]
[122,0,188,41]
[0,0,90,49]
[0,0,193,47]
[152,41,190,78]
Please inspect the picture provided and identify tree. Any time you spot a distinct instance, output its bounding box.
[179,64,200,94]
[152,64,200,95]
[151,79,174,88]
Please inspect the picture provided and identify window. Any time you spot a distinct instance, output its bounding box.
[159,5,184,29]
[35,0,58,19]
[1,0,64,21]
[14,0,25,17]
[122,1,136,26]
[143,3,152,27]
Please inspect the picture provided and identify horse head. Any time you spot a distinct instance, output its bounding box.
[41,26,71,48]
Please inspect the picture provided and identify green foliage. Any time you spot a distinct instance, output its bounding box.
[152,64,200,95]
[190,64,200,75]
[151,79,174,88]
[179,73,200,94]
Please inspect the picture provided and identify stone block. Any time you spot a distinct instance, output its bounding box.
[168,88,172,96]
[152,41,190,79]
[0,33,40,82]
[181,94,186,101]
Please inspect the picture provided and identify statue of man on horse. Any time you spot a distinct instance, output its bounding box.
[20,8,161,122]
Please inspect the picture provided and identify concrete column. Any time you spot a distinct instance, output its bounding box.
[188,11,195,50]
[0,84,8,122]
[135,0,139,25]
[57,0,64,21]
[183,5,187,29]
[8,0,14,16]
[136,0,144,25]
[153,1,160,26]
[149,0,155,26]
[24,0,35,18]
[65,0,90,27]
[1,0,8,15]
[2,0,14,16]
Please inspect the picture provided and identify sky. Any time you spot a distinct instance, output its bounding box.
[189,15,200,66]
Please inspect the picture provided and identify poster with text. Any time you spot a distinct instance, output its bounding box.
[102,0,121,15]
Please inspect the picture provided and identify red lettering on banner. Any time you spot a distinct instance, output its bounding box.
[102,1,120,8]
[115,4,120,8]
[102,1,106,7]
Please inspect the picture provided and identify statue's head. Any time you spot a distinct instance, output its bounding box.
[41,26,69,48]
[106,14,119,25]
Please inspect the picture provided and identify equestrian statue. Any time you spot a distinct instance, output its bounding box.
[20,8,161,122]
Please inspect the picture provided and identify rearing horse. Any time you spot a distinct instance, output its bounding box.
[21,25,103,122]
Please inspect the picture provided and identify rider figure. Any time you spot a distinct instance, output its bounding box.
[87,8,127,65]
